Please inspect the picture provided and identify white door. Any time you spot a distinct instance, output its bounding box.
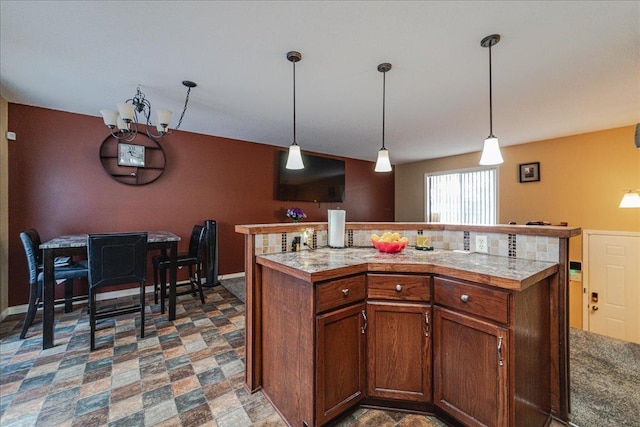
[583,231,640,344]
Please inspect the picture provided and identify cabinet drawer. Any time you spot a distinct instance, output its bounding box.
[316,275,365,313]
[367,274,430,302]
[433,277,509,324]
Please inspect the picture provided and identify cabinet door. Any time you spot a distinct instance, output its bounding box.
[316,302,366,425]
[366,301,431,402]
[434,307,508,427]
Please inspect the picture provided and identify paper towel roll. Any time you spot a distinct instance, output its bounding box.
[328,209,346,248]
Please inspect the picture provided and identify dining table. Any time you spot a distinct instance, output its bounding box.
[39,230,181,349]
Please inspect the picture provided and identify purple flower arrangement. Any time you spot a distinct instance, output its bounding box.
[286,207,307,222]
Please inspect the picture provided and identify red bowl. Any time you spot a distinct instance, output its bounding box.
[372,239,408,253]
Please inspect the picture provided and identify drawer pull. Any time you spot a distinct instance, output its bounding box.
[460,294,470,303]
[342,289,349,296]
[396,284,403,292]
[497,336,504,366]
[361,310,367,334]
[425,312,430,337]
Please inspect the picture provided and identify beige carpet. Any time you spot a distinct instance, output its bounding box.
[569,327,640,427]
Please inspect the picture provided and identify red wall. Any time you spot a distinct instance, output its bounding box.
[7,104,394,306]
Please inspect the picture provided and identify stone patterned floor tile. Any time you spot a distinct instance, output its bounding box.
[0,284,481,427]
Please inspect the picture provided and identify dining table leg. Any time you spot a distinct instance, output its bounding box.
[42,249,55,349]
[168,240,178,321]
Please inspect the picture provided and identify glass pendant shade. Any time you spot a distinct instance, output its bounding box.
[117,103,136,122]
[479,136,504,165]
[619,191,640,208]
[156,109,172,127]
[286,144,304,170]
[375,148,392,172]
[99,109,118,128]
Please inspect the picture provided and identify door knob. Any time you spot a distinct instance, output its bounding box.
[592,305,599,311]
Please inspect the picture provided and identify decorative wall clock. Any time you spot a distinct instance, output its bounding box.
[118,143,145,167]
[99,133,166,185]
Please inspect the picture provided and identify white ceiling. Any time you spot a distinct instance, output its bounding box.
[1,1,638,165]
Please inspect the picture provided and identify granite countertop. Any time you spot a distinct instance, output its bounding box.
[257,247,559,291]
[40,231,181,249]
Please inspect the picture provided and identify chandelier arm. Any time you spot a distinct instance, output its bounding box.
[141,98,166,140]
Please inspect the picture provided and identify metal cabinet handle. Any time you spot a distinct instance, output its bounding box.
[425,312,430,337]
[396,284,402,292]
[497,336,504,366]
[342,288,349,296]
[460,294,469,303]
[361,310,367,334]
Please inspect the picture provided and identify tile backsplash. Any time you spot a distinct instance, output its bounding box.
[253,227,560,263]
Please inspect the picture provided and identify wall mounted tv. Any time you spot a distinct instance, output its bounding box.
[277,151,345,202]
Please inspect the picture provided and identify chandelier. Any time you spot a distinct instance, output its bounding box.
[99,80,196,142]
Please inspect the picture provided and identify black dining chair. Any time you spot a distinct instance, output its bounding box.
[153,224,206,314]
[87,232,147,351]
[19,228,89,339]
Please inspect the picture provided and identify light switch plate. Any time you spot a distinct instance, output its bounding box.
[476,235,488,253]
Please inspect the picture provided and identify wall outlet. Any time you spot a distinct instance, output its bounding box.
[476,235,488,253]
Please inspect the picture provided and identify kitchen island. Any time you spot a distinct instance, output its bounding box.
[236,223,580,427]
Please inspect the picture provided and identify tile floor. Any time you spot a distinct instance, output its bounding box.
[0,285,564,427]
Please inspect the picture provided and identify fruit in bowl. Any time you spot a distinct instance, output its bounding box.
[371,232,409,253]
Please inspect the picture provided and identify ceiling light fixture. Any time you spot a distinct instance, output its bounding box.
[99,80,196,143]
[479,34,504,165]
[375,62,393,173]
[285,51,304,170]
[619,189,640,208]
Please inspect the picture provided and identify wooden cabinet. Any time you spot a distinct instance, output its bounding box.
[316,302,366,425]
[434,306,508,426]
[366,274,431,402]
[366,301,431,402]
[433,276,552,427]
[260,267,366,427]
[259,264,552,427]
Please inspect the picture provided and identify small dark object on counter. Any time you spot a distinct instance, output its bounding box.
[415,246,434,251]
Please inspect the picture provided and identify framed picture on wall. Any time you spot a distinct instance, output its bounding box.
[519,162,540,183]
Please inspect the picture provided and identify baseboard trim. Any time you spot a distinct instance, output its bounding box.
[0,273,246,321]
[219,272,245,280]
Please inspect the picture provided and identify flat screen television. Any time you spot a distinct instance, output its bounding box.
[277,151,345,202]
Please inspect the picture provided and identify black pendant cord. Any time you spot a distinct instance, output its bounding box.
[293,60,297,146]
[488,43,494,138]
[382,70,386,150]
[174,85,192,132]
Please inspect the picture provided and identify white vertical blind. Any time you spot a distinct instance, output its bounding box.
[426,168,497,224]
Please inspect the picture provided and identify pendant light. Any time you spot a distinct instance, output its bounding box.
[285,51,304,170]
[479,34,504,165]
[619,190,640,208]
[375,62,393,172]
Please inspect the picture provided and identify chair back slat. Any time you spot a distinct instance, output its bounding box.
[20,228,42,284]
[188,225,204,258]
[87,232,148,289]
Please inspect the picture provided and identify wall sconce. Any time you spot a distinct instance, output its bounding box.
[619,190,640,208]
[100,80,196,143]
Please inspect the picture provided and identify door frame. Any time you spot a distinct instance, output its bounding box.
[582,229,640,332]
